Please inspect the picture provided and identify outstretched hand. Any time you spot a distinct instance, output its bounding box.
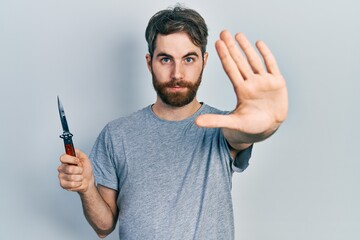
[195,30,288,143]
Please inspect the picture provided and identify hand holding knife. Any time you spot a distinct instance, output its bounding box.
[57,96,76,157]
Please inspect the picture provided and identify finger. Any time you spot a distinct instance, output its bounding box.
[58,164,83,175]
[74,149,86,159]
[195,114,239,129]
[59,179,82,190]
[219,30,253,79]
[74,149,91,167]
[235,32,266,74]
[58,172,84,182]
[60,153,80,165]
[256,40,281,75]
[215,38,244,82]
[215,40,244,93]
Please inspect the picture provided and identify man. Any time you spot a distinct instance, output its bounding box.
[58,5,288,239]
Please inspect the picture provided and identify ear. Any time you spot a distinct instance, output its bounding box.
[203,52,209,67]
[146,54,152,72]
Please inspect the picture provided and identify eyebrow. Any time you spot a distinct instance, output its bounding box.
[155,51,199,59]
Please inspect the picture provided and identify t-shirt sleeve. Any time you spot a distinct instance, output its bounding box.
[215,109,252,173]
[218,128,252,173]
[89,124,124,191]
[232,144,253,172]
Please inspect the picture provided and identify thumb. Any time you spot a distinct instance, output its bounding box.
[195,114,240,129]
[74,149,90,165]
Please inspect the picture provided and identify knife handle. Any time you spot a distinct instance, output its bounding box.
[61,133,76,157]
[64,142,76,157]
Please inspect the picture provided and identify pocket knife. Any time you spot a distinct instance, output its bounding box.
[57,96,76,157]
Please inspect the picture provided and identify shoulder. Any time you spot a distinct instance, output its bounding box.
[97,106,151,140]
[201,103,229,115]
[106,105,151,129]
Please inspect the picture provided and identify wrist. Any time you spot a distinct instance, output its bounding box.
[78,175,96,197]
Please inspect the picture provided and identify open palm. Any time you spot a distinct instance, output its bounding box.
[196,31,288,142]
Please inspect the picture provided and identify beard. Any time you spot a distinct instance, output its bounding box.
[151,68,203,107]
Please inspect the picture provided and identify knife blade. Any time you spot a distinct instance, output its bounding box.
[57,96,76,157]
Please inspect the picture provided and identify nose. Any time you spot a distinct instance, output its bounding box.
[171,61,184,80]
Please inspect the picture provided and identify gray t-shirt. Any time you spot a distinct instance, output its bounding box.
[90,104,252,240]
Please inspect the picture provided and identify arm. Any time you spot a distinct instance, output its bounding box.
[58,149,118,238]
[196,31,288,154]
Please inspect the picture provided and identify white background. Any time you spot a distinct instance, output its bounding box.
[1,0,359,239]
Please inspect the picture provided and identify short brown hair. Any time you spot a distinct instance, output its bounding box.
[145,5,208,57]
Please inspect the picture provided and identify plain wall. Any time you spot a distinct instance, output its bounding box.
[1,0,359,239]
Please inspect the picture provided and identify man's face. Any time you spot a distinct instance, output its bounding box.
[146,32,208,107]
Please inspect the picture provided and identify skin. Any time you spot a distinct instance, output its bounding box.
[58,150,118,238]
[196,30,288,151]
[58,30,288,238]
[146,32,208,121]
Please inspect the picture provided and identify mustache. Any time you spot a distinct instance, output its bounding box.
[164,79,194,88]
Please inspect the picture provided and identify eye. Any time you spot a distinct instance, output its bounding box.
[184,57,194,63]
[161,57,171,64]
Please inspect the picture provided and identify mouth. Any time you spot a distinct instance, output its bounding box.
[167,85,187,92]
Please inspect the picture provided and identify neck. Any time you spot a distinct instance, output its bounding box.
[152,98,202,121]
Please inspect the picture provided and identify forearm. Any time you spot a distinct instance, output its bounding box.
[78,183,117,238]
[222,123,279,151]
